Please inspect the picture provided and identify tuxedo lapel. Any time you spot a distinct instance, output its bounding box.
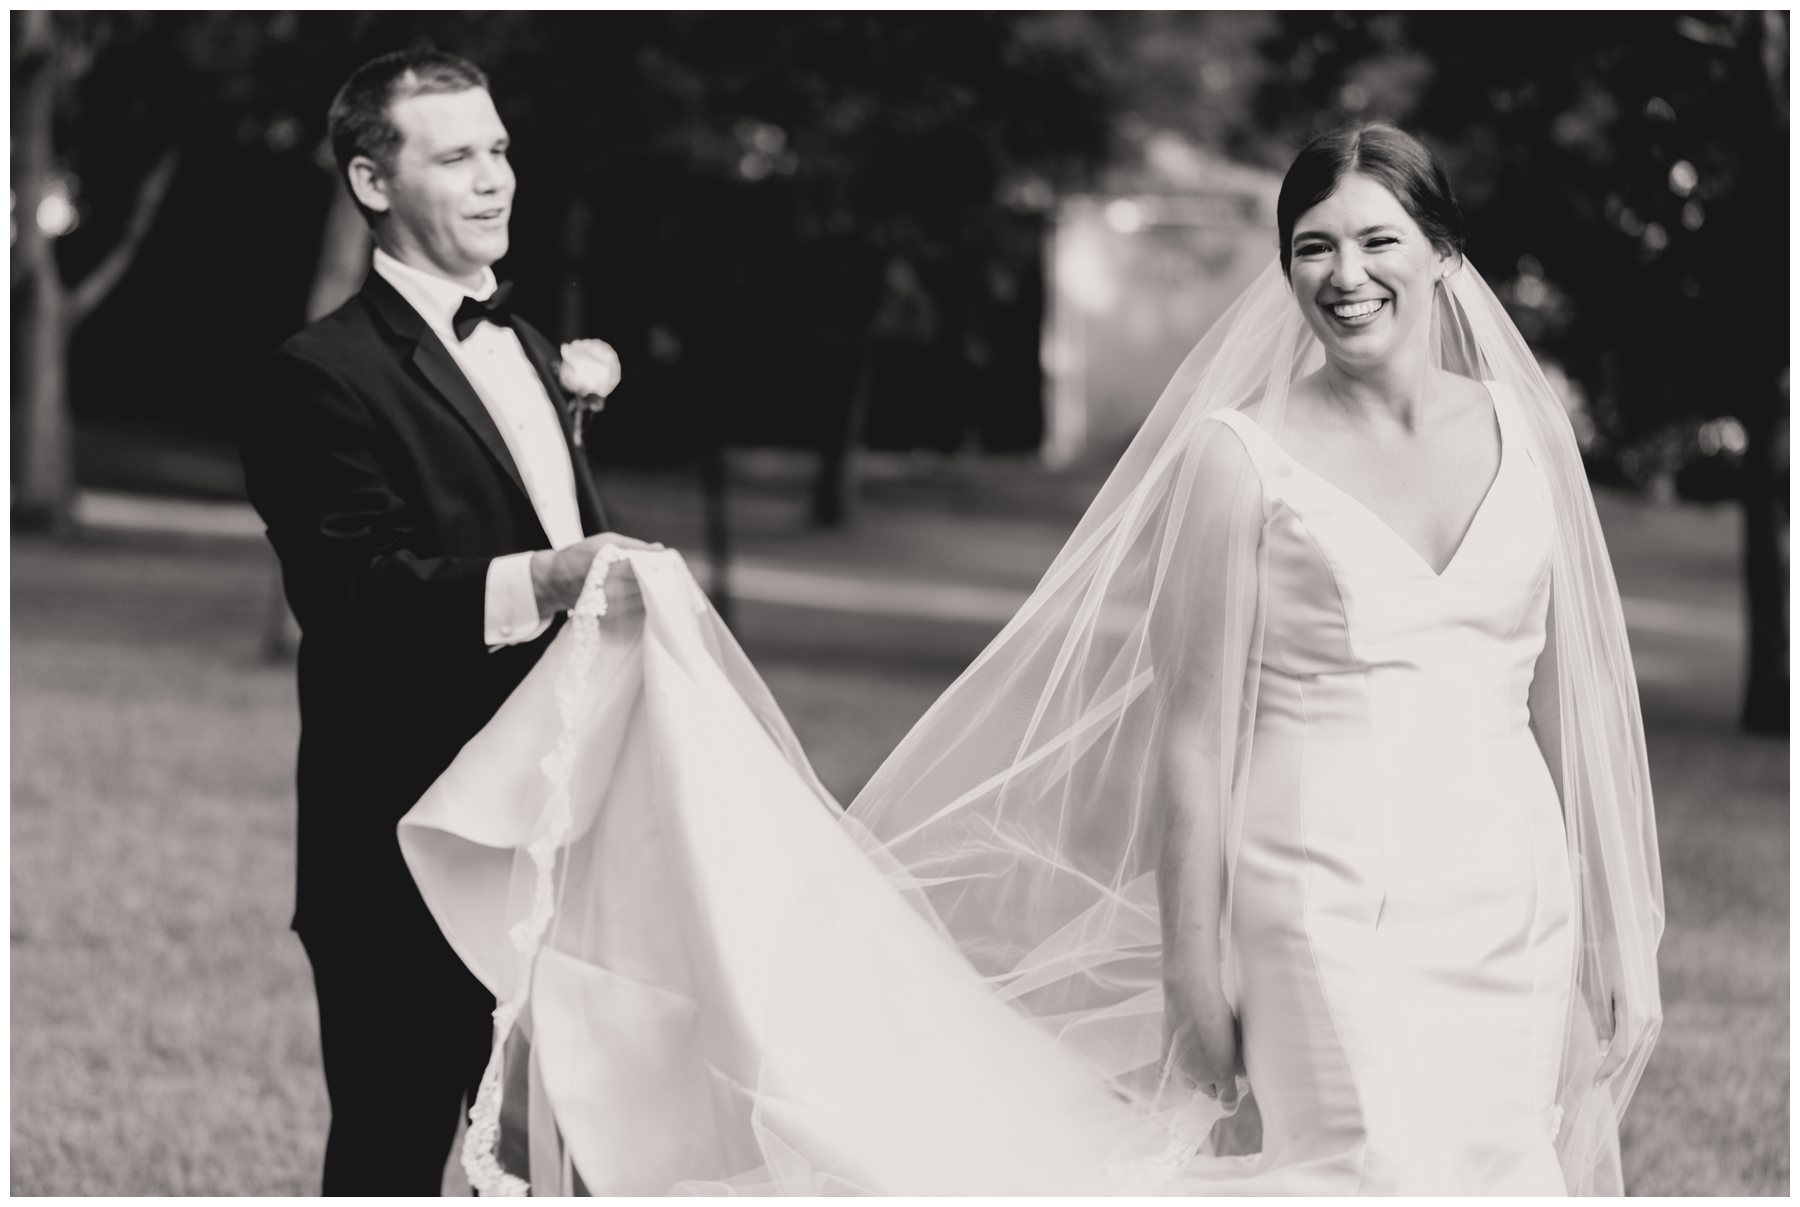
[360,273,533,505]
[514,318,609,535]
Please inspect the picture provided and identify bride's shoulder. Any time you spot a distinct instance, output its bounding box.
[1439,369,1503,413]
[1188,407,1273,514]
[1196,408,1263,471]
[1204,377,1321,463]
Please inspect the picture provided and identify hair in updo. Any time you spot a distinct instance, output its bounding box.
[1276,123,1465,279]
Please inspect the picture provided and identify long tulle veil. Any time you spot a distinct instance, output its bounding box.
[840,257,1662,1193]
[403,257,1661,1195]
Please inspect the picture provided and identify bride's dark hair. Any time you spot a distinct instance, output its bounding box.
[1276,123,1465,278]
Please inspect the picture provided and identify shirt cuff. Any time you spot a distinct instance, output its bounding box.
[486,550,552,650]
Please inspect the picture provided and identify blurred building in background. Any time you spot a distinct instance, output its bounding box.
[1042,136,1278,467]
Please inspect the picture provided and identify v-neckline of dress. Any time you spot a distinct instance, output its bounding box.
[1240,380,1507,581]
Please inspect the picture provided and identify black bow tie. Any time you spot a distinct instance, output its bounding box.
[451,281,514,342]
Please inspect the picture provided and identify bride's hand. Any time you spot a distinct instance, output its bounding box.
[1161,978,1243,1109]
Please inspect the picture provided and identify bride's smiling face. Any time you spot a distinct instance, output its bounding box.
[1287,172,1453,371]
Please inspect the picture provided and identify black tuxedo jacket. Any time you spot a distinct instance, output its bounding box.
[242,270,607,942]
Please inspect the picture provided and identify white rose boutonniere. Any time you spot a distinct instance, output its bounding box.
[557,339,623,446]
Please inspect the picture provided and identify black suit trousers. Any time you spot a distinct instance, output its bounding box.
[301,926,494,1196]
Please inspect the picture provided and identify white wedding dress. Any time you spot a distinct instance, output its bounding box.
[1197,388,1573,1193]
[400,382,1584,1195]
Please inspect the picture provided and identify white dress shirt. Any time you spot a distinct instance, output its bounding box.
[372,249,581,649]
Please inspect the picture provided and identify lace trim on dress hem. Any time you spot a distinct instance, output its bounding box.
[461,547,630,1197]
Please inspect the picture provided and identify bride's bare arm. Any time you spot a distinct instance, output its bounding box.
[1148,422,1262,1102]
[1156,725,1240,1098]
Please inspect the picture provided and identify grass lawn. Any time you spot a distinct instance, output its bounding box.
[10,484,1788,1195]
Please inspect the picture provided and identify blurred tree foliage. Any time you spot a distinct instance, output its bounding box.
[16,14,1785,726]
[460,11,1134,524]
[1244,11,1788,731]
[498,15,1096,522]
[23,12,1227,525]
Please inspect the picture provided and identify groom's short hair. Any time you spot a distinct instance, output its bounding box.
[328,48,490,224]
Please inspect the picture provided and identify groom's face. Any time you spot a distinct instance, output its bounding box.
[369,86,515,286]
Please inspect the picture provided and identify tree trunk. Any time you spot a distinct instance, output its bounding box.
[12,11,71,532]
[700,439,733,627]
[812,257,911,529]
[16,274,72,531]
[306,174,374,321]
[811,345,873,528]
[1737,10,1789,735]
[1739,394,1788,735]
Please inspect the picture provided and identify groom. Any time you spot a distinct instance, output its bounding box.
[241,48,648,1194]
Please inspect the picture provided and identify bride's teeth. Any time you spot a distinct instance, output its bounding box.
[1331,300,1384,318]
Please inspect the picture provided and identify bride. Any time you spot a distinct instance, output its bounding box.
[399,124,1662,1196]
